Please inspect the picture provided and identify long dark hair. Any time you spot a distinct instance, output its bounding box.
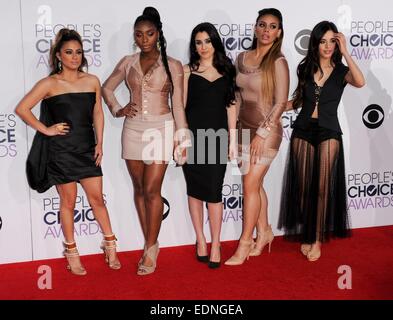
[188,22,236,107]
[49,28,87,75]
[134,7,173,92]
[292,21,343,108]
[251,8,284,105]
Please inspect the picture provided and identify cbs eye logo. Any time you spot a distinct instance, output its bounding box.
[162,197,170,220]
[362,104,384,129]
[294,29,311,55]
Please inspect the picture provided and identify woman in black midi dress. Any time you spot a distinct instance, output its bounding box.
[15,28,121,275]
[182,23,237,268]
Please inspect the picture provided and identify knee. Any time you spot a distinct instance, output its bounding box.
[132,180,144,197]
[88,194,105,209]
[60,196,76,211]
[143,185,161,202]
[243,178,263,194]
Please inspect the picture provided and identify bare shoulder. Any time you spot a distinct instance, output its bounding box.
[275,55,289,69]
[78,73,101,88]
[275,54,287,63]
[34,76,56,91]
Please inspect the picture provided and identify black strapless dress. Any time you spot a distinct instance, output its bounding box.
[26,92,102,193]
[182,74,230,203]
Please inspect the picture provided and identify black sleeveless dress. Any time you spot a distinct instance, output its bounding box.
[182,74,230,203]
[26,92,102,193]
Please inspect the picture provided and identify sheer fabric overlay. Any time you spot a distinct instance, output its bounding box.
[278,120,351,243]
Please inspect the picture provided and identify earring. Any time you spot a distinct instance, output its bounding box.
[132,42,138,52]
[157,41,161,50]
[58,60,62,72]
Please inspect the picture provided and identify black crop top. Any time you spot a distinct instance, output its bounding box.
[292,63,349,134]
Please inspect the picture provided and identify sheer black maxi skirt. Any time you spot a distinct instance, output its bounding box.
[278,119,351,244]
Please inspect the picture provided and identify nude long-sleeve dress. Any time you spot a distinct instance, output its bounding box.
[235,51,289,164]
[102,53,187,162]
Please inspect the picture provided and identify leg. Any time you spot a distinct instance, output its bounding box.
[56,182,77,244]
[188,196,208,261]
[249,185,274,256]
[241,163,270,241]
[291,137,316,256]
[225,162,270,265]
[308,138,339,261]
[207,201,223,266]
[126,160,148,240]
[80,176,121,269]
[80,176,113,235]
[56,182,86,275]
[137,162,168,274]
[255,186,268,231]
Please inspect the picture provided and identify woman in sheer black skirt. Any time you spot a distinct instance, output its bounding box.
[278,21,365,261]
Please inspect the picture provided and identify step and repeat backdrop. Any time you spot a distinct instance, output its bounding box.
[1,0,392,264]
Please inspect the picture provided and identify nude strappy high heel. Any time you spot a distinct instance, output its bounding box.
[138,244,147,267]
[137,242,160,275]
[63,241,87,276]
[100,234,121,270]
[307,246,321,262]
[249,225,274,256]
[224,239,254,266]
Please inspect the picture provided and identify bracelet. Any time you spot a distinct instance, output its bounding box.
[256,126,271,139]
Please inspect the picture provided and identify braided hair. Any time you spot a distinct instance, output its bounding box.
[134,7,174,93]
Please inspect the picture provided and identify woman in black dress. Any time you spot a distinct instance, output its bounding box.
[182,23,237,268]
[278,21,365,261]
[15,28,121,275]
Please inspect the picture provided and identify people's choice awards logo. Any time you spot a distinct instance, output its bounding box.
[362,104,384,129]
[294,29,311,55]
[42,194,105,239]
[347,171,393,210]
[350,20,393,60]
[35,5,102,70]
[205,183,243,224]
[214,23,254,62]
[0,113,17,158]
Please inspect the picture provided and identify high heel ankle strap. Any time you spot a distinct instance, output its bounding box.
[103,234,117,241]
[63,241,77,250]
[239,239,253,245]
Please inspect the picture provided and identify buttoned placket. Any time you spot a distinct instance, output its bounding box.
[142,74,149,119]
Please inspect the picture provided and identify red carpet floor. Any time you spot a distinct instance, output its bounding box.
[0,225,392,300]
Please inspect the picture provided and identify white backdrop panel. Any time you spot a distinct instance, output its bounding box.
[0,0,32,264]
[0,0,391,263]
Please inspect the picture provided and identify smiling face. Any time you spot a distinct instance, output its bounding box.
[56,40,83,71]
[254,14,282,47]
[318,30,337,60]
[134,21,159,54]
[194,31,215,61]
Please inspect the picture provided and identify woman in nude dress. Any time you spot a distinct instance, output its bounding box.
[225,8,289,265]
[102,7,188,275]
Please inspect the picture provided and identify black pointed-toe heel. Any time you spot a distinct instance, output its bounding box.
[208,260,221,269]
[208,246,221,269]
[196,241,208,263]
